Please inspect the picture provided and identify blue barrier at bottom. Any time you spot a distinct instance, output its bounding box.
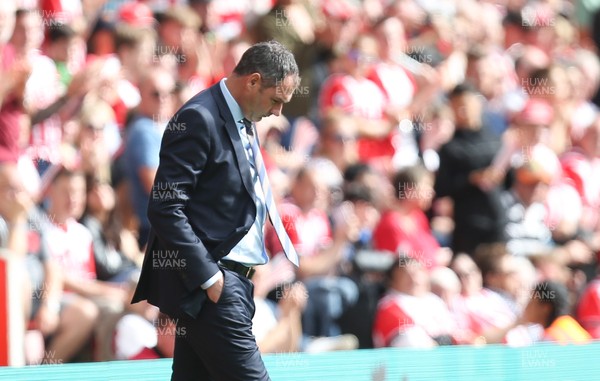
[1,343,600,381]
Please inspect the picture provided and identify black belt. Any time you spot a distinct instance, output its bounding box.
[219,260,255,280]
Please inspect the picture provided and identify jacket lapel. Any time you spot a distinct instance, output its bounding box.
[210,85,255,199]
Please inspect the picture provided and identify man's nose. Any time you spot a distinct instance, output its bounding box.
[270,103,283,117]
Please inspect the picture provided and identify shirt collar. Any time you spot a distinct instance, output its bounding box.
[219,78,244,125]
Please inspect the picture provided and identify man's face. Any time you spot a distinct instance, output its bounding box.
[516,123,543,144]
[451,255,482,296]
[140,71,175,122]
[11,11,43,52]
[322,119,357,162]
[392,261,429,296]
[450,93,482,129]
[292,170,327,211]
[49,175,87,220]
[522,297,552,326]
[515,168,549,206]
[244,74,297,122]
[498,255,521,298]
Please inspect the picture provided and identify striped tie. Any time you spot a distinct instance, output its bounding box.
[242,118,299,267]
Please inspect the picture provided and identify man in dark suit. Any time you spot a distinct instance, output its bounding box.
[132,41,300,381]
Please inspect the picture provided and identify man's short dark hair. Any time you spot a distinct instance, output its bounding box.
[448,82,479,99]
[51,167,85,185]
[114,24,155,51]
[233,40,299,88]
[532,281,570,328]
[343,183,373,204]
[392,164,429,201]
[386,255,420,284]
[343,163,372,183]
[474,242,509,281]
[48,24,76,43]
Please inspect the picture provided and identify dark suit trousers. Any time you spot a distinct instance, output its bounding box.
[171,267,270,381]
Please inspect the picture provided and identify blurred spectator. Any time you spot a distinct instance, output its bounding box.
[416,101,455,172]
[561,115,600,233]
[156,5,214,104]
[505,281,591,345]
[342,183,379,254]
[313,111,358,172]
[117,2,155,29]
[576,269,600,338]
[124,66,175,249]
[496,98,560,176]
[270,162,359,337]
[500,160,554,257]
[476,243,527,314]
[373,256,456,348]
[343,163,394,212]
[43,168,127,303]
[114,311,175,360]
[0,162,32,255]
[502,147,592,264]
[450,253,517,344]
[13,8,90,171]
[0,162,79,365]
[252,0,318,120]
[465,49,516,137]
[434,83,507,255]
[251,261,307,353]
[0,161,38,363]
[77,96,118,183]
[429,266,460,309]
[319,35,395,171]
[113,23,156,108]
[45,24,77,88]
[526,65,572,154]
[26,167,108,363]
[369,16,440,169]
[87,19,116,57]
[256,115,316,183]
[0,1,28,165]
[82,174,139,283]
[113,277,175,360]
[373,164,450,269]
[334,184,382,349]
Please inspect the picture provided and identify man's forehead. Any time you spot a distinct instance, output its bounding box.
[274,76,299,99]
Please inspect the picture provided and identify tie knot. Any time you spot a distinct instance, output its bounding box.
[241,118,253,136]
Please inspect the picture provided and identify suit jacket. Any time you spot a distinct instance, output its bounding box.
[131,83,257,318]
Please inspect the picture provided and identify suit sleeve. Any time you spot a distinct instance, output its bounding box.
[147,106,218,292]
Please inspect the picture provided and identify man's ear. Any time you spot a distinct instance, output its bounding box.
[247,73,262,91]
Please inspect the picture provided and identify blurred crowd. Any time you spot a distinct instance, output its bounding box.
[2,0,600,365]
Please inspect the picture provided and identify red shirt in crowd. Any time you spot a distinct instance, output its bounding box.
[561,148,600,229]
[451,289,517,341]
[45,218,96,282]
[372,209,439,269]
[266,199,332,258]
[319,73,394,161]
[368,62,416,110]
[373,291,456,348]
[576,278,600,338]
